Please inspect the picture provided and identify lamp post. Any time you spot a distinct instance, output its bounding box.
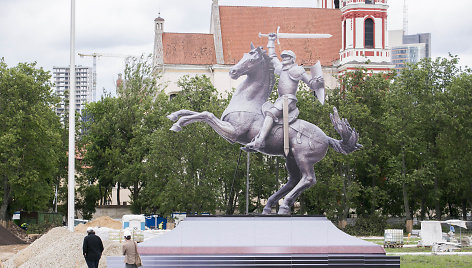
[67,0,76,232]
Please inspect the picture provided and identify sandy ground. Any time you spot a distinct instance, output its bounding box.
[0,244,29,264]
[0,217,165,267]
[2,226,122,268]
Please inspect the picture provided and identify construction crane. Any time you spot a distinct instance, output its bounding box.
[403,0,408,35]
[78,52,134,102]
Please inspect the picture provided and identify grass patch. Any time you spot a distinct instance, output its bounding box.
[361,237,472,252]
[363,239,384,245]
[386,247,472,253]
[361,237,472,267]
[401,255,472,268]
[363,237,421,246]
[386,247,432,253]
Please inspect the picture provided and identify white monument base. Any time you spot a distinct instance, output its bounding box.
[108,216,399,267]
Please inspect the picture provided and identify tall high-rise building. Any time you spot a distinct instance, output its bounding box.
[389,30,431,72]
[403,33,431,58]
[52,65,92,121]
[389,0,431,72]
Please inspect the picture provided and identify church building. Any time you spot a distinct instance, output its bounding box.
[153,0,394,95]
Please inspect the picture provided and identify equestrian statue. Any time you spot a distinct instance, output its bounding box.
[168,30,362,215]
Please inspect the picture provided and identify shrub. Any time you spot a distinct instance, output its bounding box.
[344,214,387,236]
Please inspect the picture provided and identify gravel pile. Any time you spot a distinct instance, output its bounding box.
[3,227,122,268]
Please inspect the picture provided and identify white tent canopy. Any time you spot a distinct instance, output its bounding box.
[444,220,467,229]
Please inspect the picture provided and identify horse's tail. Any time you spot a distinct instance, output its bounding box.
[327,107,363,155]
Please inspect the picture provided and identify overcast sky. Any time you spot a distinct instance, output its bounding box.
[1,0,471,97]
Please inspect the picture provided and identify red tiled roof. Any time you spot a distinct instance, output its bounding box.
[219,6,341,66]
[163,33,216,65]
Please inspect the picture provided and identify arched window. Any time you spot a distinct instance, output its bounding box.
[365,0,373,4]
[365,18,374,48]
[343,20,347,50]
[334,0,340,8]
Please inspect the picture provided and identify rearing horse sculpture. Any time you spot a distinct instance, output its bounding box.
[168,45,362,215]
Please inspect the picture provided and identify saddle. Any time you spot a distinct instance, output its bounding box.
[261,101,299,125]
[261,101,318,146]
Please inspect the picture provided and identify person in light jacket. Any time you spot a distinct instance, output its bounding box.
[122,229,139,268]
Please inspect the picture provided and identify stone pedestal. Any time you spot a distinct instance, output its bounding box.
[108,216,399,267]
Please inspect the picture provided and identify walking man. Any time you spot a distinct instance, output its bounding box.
[83,227,104,268]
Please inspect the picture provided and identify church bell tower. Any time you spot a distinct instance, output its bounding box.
[153,14,165,67]
[338,0,394,73]
[317,0,340,9]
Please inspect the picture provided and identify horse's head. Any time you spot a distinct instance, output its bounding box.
[229,43,268,80]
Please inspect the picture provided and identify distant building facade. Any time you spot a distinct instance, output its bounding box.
[389,30,431,72]
[403,33,431,58]
[153,0,394,95]
[52,65,92,120]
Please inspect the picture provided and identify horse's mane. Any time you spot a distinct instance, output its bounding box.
[257,47,275,102]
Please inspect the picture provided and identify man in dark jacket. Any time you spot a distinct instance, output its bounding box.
[83,227,104,268]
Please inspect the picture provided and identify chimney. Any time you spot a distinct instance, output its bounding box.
[116,73,123,90]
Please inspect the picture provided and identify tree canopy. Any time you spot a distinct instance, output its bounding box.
[0,59,63,221]
[3,54,472,230]
[80,55,472,227]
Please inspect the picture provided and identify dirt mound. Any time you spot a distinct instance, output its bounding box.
[3,227,122,268]
[6,223,37,243]
[0,225,26,245]
[75,216,122,233]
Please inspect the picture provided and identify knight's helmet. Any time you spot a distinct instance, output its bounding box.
[281,50,296,62]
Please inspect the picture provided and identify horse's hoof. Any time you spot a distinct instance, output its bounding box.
[277,205,291,215]
[167,113,179,122]
[170,124,182,132]
[262,207,272,215]
[241,140,262,153]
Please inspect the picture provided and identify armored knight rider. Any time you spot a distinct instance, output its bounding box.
[243,32,325,152]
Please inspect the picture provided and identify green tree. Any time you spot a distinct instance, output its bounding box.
[115,55,162,212]
[143,75,242,216]
[436,63,472,219]
[75,183,100,220]
[0,60,63,220]
[82,55,161,212]
[81,96,119,206]
[337,70,392,218]
[299,69,391,226]
[384,56,463,225]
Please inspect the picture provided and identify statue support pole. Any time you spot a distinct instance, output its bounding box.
[246,152,250,214]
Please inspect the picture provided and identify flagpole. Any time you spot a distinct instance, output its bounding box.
[68,0,76,232]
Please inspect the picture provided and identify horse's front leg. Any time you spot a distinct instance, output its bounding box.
[167,109,199,122]
[170,111,238,143]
